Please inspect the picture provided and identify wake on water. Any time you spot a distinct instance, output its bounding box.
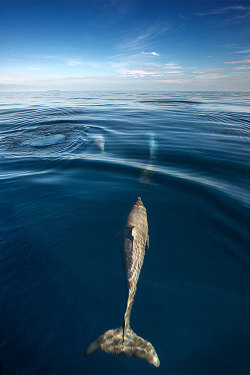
[21,134,66,147]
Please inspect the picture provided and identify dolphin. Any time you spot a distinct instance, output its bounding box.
[86,197,160,367]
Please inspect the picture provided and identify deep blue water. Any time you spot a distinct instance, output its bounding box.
[0,91,250,374]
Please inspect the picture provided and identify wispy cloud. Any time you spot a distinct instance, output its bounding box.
[34,55,99,68]
[65,60,83,67]
[165,63,182,70]
[224,58,250,64]
[160,79,189,84]
[1,67,250,91]
[108,50,162,73]
[195,5,250,27]
[192,68,225,73]
[121,69,160,78]
[117,23,170,51]
[194,73,230,80]
[141,51,160,56]
[233,66,250,70]
[0,72,106,85]
[118,62,184,78]
[0,71,32,83]
[234,48,250,54]
[195,6,250,16]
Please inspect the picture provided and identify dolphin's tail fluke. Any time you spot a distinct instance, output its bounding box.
[86,327,160,367]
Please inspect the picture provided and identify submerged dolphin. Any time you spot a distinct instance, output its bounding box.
[86,197,160,367]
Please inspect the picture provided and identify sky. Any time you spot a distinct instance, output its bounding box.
[0,0,250,91]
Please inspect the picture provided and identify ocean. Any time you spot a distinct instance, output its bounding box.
[0,91,249,374]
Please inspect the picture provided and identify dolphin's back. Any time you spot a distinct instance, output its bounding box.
[124,197,148,288]
[123,197,149,335]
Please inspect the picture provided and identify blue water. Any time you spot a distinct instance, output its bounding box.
[0,91,249,374]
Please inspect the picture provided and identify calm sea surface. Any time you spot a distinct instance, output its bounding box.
[0,91,249,374]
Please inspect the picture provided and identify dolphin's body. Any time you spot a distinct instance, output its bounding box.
[86,197,160,367]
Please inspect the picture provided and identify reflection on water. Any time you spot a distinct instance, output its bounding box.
[139,133,157,185]
[0,91,249,374]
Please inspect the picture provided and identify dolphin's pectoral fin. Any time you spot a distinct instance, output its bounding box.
[114,229,122,240]
[146,235,149,249]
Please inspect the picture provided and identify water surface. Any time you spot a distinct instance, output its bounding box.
[0,91,250,374]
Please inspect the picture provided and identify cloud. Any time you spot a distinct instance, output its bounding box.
[121,69,161,77]
[224,58,250,64]
[233,66,250,70]
[194,73,229,80]
[1,68,250,91]
[117,24,170,51]
[65,60,83,66]
[118,61,184,78]
[234,49,250,54]
[0,71,32,83]
[108,50,164,75]
[0,72,110,85]
[160,79,189,84]
[195,6,250,16]
[65,59,99,68]
[28,67,41,71]
[34,54,99,68]
[165,62,182,69]
[37,74,96,82]
[141,51,160,56]
[2,49,250,91]
[192,68,225,74]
